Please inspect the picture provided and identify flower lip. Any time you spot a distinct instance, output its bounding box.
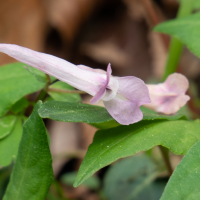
[90,63,119,104]
[146,73,190,114]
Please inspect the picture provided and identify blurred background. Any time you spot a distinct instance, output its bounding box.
[0,0,200,199]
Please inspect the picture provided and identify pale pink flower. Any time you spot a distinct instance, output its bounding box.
[0,44,151,125]
[146,73,190,114]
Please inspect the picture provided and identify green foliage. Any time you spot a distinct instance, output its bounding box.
[0,165,12,198]
[3,102,54,200]
[74,119,200,187]
[0,115,16,139]
[25,66,56,83]
[193,1,200,9]
[0,117,23,167]
[38,100,115,124]
[38,101,186,129]
[24,66,48,83]
[11,97,29,114]
[160,140,200,200]
[61,172,100,190]
[48,81,81,102]
[103,155,166,200]
[161,0,195,81]
[154,12,200,58]
[0,62,45,117]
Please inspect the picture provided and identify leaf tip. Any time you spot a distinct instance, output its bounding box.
[153,24,163,32]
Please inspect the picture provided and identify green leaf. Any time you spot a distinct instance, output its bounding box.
[0,62,45,117]
[25,65,56,83]
[24,66,48,83]
[48,81,81,103]
[0,115,17,139]
[3,102,54,200]
[160,140,200,200]
[0,117,23,167]
[11,97,29,114]
[74,119,200,187]
[154,12,200,58]
[0,165,12,199]
[38,101,186,127]
[61,172,100,190]
[103,155,166,200]
[193,0,200,9]
[38,100,115,124]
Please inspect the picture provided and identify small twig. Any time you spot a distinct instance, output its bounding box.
[44,74,51,92]
[159,146,173,176]
[46,74,51,83]
[48,88,86,94]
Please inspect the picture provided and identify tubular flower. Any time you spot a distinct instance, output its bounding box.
[0,44,151,125]
[146,73,190,114]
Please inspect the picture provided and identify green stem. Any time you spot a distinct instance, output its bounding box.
[160,1,195,175]
[162,0,195,81]
[35,74,51,102]
[53,179,69,200]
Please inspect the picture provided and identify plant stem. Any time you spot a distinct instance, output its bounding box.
[48,88,86,94]
[44,74,51,92]
[46,74,51,83]
[159,146,173,176]
[35,74,52,102]
[162,0,195,81]
[159,0,195,176]
[53,179,69,200]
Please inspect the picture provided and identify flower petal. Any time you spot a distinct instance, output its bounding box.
[77,65,106,74]
[90,64,112,104]
[103,98,143,125]
[146,73,190,114]
[154,94,190,114]
[0,44,107,96]
[103,76,150,125]
[165,73,189,94]
[116,76,151,105]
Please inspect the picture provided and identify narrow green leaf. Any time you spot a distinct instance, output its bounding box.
[0,62,45,117]
[74,119,200,187]
[0,115,17,139]
[154,12,200,58]
[61,172,100,190]
[24,66,48,83]
[0,117,23,167]
[160,140,200,200]
[25,65,56,83]
[103,155,166,200]
[3,102,54,200]
[38,101,186,125]
[48,81,81,103]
